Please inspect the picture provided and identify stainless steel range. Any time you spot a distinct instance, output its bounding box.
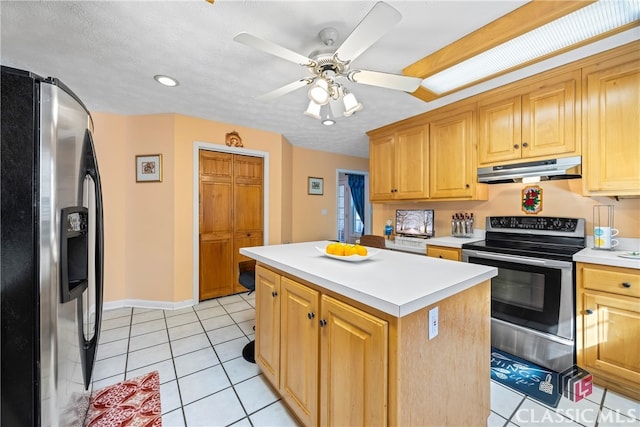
[462,216,586,373]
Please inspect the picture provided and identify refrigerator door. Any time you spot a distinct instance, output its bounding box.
[39,80,103,426]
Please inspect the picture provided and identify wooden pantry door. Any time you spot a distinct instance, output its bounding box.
[199,150,263,300]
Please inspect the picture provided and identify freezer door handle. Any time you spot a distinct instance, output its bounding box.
[77,129,104,390]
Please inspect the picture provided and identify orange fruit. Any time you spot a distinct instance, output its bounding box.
[333,244,345,256]
[355,245,368,256]
[345,245,358,256]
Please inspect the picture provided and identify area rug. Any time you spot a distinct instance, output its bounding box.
[491,348,561,408]
[85,371,162,427]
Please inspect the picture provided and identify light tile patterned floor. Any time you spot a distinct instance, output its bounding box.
[95,293,640,427]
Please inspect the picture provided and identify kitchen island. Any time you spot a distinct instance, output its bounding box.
[240,241,497,426]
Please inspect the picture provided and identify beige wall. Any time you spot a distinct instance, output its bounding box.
[91,112,365,305]
[291,146,369,242]
[372,179,640,238]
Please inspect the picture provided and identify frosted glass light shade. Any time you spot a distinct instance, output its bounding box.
[343,92,363,116]
[308,78,330,105]
[304,100,321,119]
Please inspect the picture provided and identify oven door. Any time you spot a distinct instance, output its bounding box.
[461,250,574,341]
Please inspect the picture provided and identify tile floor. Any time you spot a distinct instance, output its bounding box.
[95,292,640,427]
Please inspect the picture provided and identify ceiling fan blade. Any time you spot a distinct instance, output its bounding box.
[256,79,312,101]
[234,32,314,66]
[334,2,401,63]
[348,70,422,92]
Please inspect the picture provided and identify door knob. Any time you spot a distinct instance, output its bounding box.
[307,312,315,319]
[514,144,520,149]
[585,309,594,315]
[522,142,529,148]
[272,291,278,297]
[319,319,327,327]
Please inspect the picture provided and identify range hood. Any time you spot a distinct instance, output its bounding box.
[478,156,581,183]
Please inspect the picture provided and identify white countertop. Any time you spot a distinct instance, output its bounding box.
[574,248,640,269]
[240,241,497,317]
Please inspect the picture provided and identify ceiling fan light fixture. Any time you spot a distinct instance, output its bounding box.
[304,100,322,120]
[342,90,363,116]
[308,78,330,105]
[320,104,336,126]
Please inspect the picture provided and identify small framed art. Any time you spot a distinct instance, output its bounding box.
[136,154,163,182]
[308,177,324,195]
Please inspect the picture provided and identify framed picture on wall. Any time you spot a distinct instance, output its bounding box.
[308,177,323,195]
[136,154,163,182]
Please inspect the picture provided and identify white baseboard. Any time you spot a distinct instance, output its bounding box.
[102,298,196,312]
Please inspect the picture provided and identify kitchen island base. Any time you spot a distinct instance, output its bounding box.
[254,264,490,426]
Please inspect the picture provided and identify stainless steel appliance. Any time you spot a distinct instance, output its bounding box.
[462,216,585,373]
[1,66,104,426]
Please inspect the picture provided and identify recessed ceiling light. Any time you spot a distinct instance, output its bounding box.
[153,75,179,87]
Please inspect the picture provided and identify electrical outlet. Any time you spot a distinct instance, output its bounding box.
[429,307,439,340]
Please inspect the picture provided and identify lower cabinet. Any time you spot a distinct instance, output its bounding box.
[576,263,640,400]
[426,245,461,261]
[255,265,389,426]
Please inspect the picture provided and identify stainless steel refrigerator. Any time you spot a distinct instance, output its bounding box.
[1,66,104,426]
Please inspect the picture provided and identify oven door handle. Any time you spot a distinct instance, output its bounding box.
[462,250,571,268]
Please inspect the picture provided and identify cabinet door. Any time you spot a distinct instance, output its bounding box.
[429,110,475,199]
[280,277,320,426]
[426,245,461,261]
[255,265,281,388]
[581,292,640,385]
[395,125,429,200]
[369,134,395,201]
[478,96,522,164]
[584,55,640,195]
[319,295,388,427]
[521,74,578,159]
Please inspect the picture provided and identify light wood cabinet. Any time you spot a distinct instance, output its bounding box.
[199,151,264,300]
[576,263,640,400]
[320,295,388,427]
[478,71,580,166]
[255,263,491,426]
[426,245,461,261]
[254,265,280,388]
[582,51,640,196]
[369,125,429,201]
[255,266,388,426]
[279,277,319,426]
[428,106,487,200]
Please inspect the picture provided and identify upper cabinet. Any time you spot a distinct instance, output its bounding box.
[582,50,640,197]
[478,70,580,166]
[429,105,487,200]
[369,124,429,201]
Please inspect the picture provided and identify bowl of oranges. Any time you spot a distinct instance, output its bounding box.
[316,243,380,262]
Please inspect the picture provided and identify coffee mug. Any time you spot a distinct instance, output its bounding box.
[594,227,619,249]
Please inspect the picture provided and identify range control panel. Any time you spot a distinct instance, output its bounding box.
[488,216,582,233]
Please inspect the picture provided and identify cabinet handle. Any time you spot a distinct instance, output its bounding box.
[272,291,278,297]
[438,255,443,258]
[622,282,631,288]
[307,312,315,319]
[522,142,529,148]
[319,319,327,327]
[465,184,470,189]
[247,233,251,237]
[585,309,594,315]
[514,144,520,149]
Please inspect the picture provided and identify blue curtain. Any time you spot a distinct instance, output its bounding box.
[348,174,365,236]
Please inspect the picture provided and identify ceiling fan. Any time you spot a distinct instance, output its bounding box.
[233,1,423,122]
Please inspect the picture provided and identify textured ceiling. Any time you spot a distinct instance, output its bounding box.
[1,1,633,158]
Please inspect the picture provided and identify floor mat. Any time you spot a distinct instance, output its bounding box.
[85,371,162,427]
[491,348,561,408]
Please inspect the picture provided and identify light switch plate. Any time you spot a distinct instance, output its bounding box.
[429,307,438,340]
